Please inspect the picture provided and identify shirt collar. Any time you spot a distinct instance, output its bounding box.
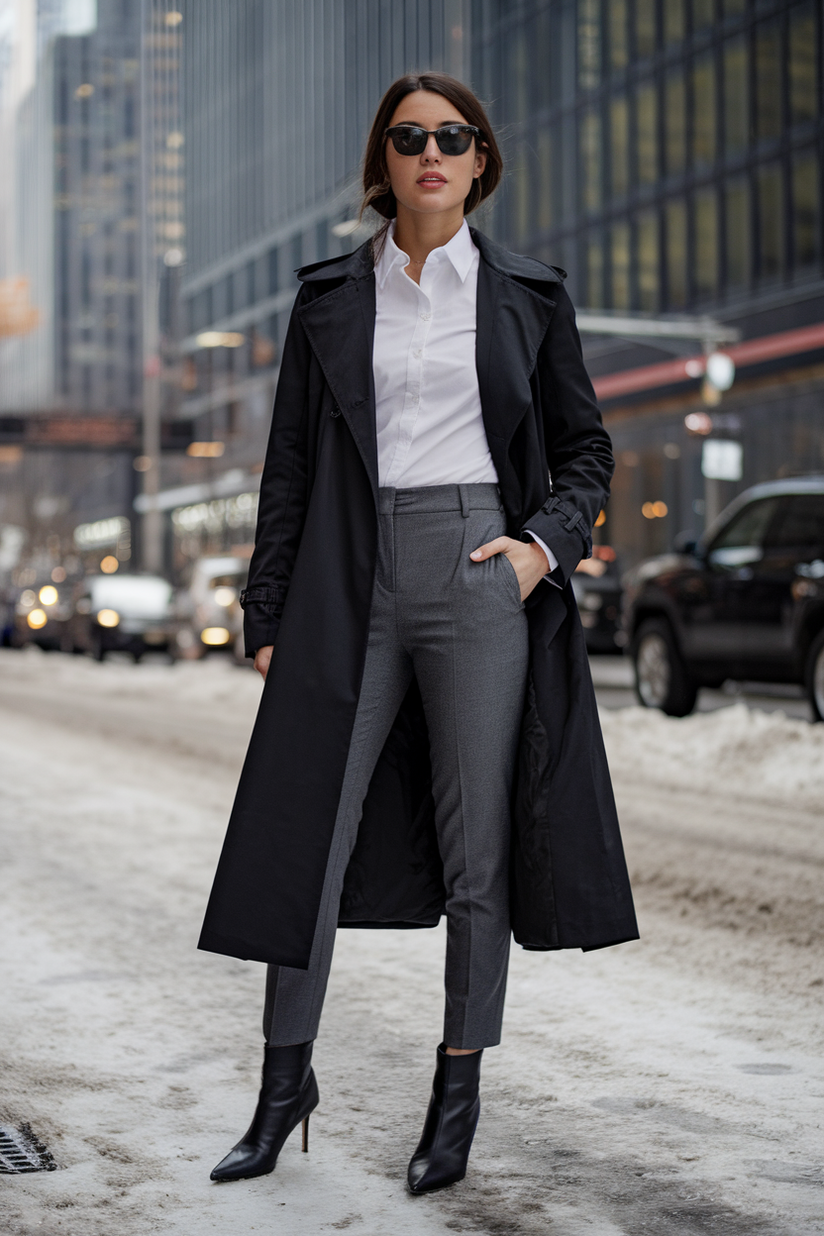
[374,218,476,289]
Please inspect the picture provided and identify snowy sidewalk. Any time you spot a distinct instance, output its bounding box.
[1,650,822,1235]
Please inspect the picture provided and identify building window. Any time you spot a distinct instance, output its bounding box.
[611,221,631,309]
[610,95,630,197]
[665,198,688,307]
[664,69,686,176]
[586,233,604,307]
[536,128,553,232]
[725,177,751,289]
[578,0,601,90]
[789,1,817,128]
[232,268,245,313]
[691,0,715,33]
[757,162,785,279]
[315,219,328,264]
[291,233,303,277]
[268,247,279,296]
[792,149,820,268]
[580,107,602,213]
[532,8,558,111]
[692,52,717,170]
[664,0,685,45]
[635,0,656,59]
[609,0,629,71]
[636,81,657,186]
[755,19,782,144]
[637,211,659,311]
[695,188,719,298]
[255,254,267,302]
[723,36,749,157]
[505,24,529,125]
[510,145,530,244]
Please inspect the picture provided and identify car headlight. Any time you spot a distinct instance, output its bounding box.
[201,626,231,646]
[39,585,58,606]
[27,609,48,629]
[97,609,120,627]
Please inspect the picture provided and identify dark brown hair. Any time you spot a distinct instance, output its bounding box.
[360,71,503,227]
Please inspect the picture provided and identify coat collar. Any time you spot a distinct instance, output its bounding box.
[295,226,566,288]
[295,228,563,508]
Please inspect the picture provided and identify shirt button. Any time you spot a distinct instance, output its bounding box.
[420,312,431,321]
[414,349,422,358]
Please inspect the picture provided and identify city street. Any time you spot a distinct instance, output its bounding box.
[1,647,822,1235]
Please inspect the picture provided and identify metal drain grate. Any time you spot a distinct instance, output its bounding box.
[0,1124,58,1173]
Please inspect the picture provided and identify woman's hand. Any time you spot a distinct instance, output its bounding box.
[254,645,274,681]
[470,537,549,602]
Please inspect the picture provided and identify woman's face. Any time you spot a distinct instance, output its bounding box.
[384,90,487,219]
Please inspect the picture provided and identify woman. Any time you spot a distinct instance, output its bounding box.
[200,71,637,1194]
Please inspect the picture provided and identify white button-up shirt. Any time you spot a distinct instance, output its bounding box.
[373,219,497,488]
[372,219,558,574]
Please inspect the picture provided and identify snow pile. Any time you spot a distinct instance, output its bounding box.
[601,703,824,809]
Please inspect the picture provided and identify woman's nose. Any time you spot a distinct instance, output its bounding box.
[421,136,441,163]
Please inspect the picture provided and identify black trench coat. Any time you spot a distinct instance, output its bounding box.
[198,229,638,969]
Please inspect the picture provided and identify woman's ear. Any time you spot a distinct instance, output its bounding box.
[474,146,488,179]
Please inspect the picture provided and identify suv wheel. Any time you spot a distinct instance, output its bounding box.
[805,629,824,723]
[633,617,698,717]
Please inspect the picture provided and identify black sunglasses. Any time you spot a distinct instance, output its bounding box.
[385,124,481,157]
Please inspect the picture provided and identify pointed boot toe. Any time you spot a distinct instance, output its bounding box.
[407,1044,482,1194]
[210,1042,318,1183]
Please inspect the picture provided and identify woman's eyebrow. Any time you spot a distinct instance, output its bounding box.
[393,120,465,127]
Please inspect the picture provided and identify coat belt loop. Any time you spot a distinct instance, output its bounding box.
[458,484,471,518]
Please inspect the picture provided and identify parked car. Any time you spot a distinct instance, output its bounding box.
[12,580,74,650]
[175,555,248,661]
[571,545,624,654]
[622,477,824,719]
[67,573,177,661]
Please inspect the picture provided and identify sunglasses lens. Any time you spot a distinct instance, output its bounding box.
[436,126,473,156]
[390,127,426,155]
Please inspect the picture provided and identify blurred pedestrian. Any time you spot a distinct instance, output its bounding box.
[200,71,637,1195]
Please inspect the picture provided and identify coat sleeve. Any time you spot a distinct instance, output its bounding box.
[240,286,313,657]
[521,284,614,586]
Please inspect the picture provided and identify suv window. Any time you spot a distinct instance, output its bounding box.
[708,497,781,568]
[765,494,824,553]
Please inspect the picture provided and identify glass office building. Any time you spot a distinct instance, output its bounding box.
[475,0,824,563]
[171,0,469,562]
[175,0,823,567]
[479,0,821,312]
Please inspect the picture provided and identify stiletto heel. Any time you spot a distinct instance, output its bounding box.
[210,1042,319,1182]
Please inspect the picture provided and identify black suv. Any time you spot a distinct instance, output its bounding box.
[623,478,824,720]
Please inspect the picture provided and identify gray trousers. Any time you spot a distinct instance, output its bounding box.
[263,483,529,1049]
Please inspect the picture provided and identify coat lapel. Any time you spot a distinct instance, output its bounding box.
[297,253,379,503]
[294,230,562,509]
[472,229,560,466]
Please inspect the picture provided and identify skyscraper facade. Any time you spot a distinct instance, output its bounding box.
[474,0,823,562]
[167,0,469,563]
[171,0,822,570]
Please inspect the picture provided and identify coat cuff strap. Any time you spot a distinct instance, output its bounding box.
[521,496,592,586]
[240,586,283,659]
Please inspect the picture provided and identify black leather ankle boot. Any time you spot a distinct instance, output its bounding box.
[210,1041,319,1182]
[407,1043,483,1194]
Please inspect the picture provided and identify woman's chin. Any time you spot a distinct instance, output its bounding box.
[398,192,466,216]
